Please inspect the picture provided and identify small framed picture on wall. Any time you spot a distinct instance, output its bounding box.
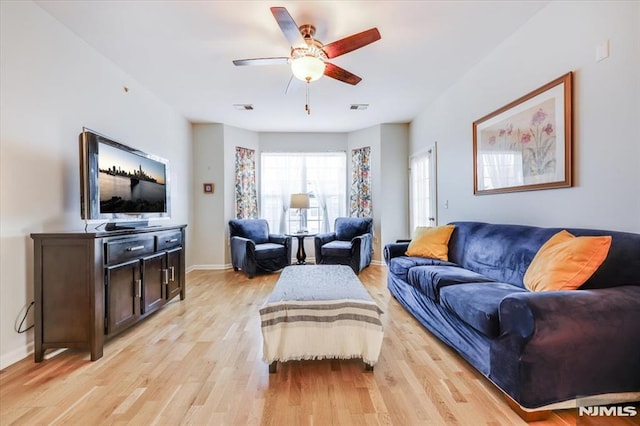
[203,183,214,194]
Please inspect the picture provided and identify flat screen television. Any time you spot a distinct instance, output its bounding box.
[79,129,170,229]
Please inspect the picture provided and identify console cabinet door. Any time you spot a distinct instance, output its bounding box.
[166,248,183,301]
[142,253,166,315]
[106,260,141,335]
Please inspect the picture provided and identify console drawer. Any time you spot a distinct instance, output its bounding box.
[105,236,155,265]
[156,231,182,251]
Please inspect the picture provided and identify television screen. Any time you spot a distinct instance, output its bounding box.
[80,130,170,224]
[98,141,167,213]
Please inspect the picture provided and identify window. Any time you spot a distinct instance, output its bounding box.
[261,153,347,234]
[409,145,437,230]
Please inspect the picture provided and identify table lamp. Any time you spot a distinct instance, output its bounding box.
[289,193,310,233]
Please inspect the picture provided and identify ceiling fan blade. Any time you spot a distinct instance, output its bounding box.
[270,7,305,47]
[324,62,362,85]
[323,28,381,59]
[233,57,289,66]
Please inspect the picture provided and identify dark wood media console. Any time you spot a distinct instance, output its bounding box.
[31,224,187,362]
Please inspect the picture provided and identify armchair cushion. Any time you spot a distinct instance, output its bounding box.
[320,240,353,257]
[254,243,288,260]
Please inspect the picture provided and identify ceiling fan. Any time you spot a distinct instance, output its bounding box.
[233,7,381,89]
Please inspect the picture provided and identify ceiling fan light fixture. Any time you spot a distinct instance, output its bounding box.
[291,55,325,82]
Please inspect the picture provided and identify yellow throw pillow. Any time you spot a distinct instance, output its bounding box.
[405,225,456,261]
[524,230,612,292]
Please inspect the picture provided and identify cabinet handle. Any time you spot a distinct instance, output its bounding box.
[166,238,178,243]
[126,245,145,252]
[162,269,169,286]
[135,279,142,298]
[169,266,175,282]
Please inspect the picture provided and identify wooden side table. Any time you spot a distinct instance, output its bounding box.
[286,232,317,264]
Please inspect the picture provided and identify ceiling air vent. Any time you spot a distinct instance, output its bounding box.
[350,104,369,111]
[233,104,254,111]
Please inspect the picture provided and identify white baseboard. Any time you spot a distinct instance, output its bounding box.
[187,264,232,272]
[0,341,33,370]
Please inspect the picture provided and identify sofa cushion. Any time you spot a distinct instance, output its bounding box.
[407,266,496,302]
[439,282,527,337]
[524,230,612,292]
[254,243,287,260]
[388,256,458,282]
[405,225,456,261]
[321,240,353,257]
[335,217,373,241]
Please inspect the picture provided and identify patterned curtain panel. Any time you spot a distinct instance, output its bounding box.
[235,147,258,219]
[350,146,372,217]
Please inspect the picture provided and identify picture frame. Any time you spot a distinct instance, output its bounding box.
[473,72,572,195]
[203,183,214,194]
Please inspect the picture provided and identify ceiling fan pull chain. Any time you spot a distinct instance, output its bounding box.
[305,82,311,115]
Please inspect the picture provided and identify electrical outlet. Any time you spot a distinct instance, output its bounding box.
[444,200,449,209]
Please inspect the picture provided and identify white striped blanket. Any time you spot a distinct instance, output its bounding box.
[260,265,384,366]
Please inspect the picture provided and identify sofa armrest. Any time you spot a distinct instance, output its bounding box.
[491,286,640,408]
[499,286,640,341]
[383,242,410,264]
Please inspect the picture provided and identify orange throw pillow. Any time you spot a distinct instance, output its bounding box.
[405,225,455,261]
[524,230,612,292]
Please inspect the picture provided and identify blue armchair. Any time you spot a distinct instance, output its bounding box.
[314,217,373,274]
[229,219,291,278]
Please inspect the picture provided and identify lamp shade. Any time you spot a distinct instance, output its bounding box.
[290,193,310,209]
[291,56,326,82]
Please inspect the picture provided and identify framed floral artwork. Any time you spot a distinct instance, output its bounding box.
[473,72,572,195]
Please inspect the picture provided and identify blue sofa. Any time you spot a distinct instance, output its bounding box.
[384,221,640,412]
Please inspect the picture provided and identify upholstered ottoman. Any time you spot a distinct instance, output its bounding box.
[259,265,383,372]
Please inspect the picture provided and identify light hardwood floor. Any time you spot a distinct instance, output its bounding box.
[0,266,630,425]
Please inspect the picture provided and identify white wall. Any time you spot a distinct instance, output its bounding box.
[191,123,225,268]
[348,125,410,263]
[190,124,260,269]
[0,1,193,368]
[410,1,640,232]
[259,132,348,152]
[380,124,410,244]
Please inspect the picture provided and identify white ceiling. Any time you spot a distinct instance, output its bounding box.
[36,1,549,133]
